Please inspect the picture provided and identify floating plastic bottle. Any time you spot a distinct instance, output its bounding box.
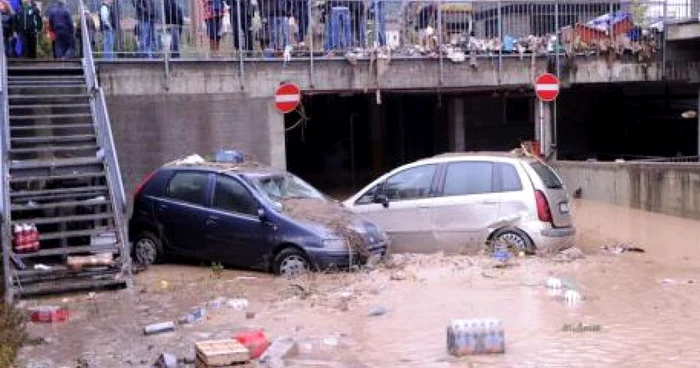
[447,318,505,356]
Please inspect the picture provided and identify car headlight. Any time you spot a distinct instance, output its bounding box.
[322,237,348,250]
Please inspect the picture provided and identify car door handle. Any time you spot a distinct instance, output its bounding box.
[206,216,219,226]
[478,201,498,205]
[417,204,430,209]
[157,204,169,212]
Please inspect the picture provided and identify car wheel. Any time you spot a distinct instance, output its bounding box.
[491,228,535,253]
[133,232,165,266]
[274,248,310,277]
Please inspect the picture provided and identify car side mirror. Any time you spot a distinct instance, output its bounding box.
[257,208,267,221]
[375,194,389,208]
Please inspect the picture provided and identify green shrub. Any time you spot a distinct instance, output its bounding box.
[0,302,28,368]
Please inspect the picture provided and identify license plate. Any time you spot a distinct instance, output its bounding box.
[559,202,570,214]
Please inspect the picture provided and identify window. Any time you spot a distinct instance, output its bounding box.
[530,161,563,189]
[443,162,494,196]
[383,164,436,201]
[498,163,523,192]
[165,172,209,205]
[356,184,380,205]
[213,176,259,216]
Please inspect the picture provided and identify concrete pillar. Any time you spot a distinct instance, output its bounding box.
[268,98,287,170]
[371,102,384,176]
[448,97,466,151]
[534,99,553,156]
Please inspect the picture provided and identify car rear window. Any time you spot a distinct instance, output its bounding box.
[165,171,209,205]
[529,161,563,189]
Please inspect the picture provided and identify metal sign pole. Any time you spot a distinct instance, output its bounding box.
[539,100,545,156]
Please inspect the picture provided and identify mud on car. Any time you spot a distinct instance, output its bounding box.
[129,157,388,276]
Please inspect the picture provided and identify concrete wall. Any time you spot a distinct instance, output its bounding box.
[553,161,700,220]
[106,94,280,196]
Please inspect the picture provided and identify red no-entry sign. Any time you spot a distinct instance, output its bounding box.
[534,73,560,102]
[274,82,301,114]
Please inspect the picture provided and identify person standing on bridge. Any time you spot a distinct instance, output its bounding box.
[0,0,14,57]
[100,0,116,58]
[202,0,224,57]
[47,0,74,59]
[13,0,41,58]
[134,0,156,57]
[163,0,183,58]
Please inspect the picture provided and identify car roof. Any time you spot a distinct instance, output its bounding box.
[416,150,537,165]
[162,160,287,177]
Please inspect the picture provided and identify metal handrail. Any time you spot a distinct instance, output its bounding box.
[0,21,12,303]
[80,1,126,215]
[80,1,133,287]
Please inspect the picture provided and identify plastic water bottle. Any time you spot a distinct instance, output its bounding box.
[448,319,505,356]
[546,277,563,289]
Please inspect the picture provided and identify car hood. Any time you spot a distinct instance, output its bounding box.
[281,198,386,249]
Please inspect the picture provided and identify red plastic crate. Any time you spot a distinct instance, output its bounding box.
[29,306,69,323]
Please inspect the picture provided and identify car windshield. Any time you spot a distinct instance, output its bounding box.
[247,173,326,204]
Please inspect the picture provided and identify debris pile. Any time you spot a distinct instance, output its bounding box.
[282,198,370,257]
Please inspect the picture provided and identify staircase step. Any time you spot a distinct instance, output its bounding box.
[11,186,109,198]
[9,144,98,154]
[9,94,90,100]
[10,103,90,110]
[11,212,114,226]
[10,113,92,120]
[10,171,107,183]
[10,190,110,203]
[11,156,102,169]
[16,243,119,259]
[37,227,116,241]
[11,124,94,131]
[11,198,109,211]
[9,84,86,89]
[9,75,85,81]
[11,135,96,145]
[14,276,126,297]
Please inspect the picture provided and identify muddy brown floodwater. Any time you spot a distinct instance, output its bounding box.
[16,199,700,368]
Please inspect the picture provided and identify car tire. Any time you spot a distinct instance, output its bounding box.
[273,248,310,277]
[491,228,535,253]
[133,231,166,266]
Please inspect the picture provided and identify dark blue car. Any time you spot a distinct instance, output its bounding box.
[128,162,388,276]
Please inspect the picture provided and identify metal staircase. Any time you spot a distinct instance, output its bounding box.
[1,11,132,302]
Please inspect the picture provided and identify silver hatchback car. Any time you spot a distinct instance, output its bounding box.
[343,152,576,254]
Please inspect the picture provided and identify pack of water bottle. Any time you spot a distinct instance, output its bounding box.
[447,318,505,356]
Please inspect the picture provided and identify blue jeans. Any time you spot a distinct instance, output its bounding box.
[270,16,289,50]
[103,29,114,59]
[373,0,386,46]
[325,6,351,51]
[138,20,156,58]
[159,26,181,58]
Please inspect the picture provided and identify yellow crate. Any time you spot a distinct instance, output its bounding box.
[195,339,250,367]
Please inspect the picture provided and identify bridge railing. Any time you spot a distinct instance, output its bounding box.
[78,0,676,63]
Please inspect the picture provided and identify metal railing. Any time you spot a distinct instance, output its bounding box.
[79,0,133,285]
[70,0,674,61]
[631,155,700,163]
[0,19,11,304]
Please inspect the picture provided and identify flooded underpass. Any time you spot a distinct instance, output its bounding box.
[16,199,700,368]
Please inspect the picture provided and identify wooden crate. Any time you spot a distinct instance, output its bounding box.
[195,340,250,367]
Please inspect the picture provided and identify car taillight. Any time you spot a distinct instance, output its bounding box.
[133,170,157,198]
[535,190,552,223]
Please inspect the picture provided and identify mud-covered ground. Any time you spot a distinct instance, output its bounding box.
[16,199,700,367]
